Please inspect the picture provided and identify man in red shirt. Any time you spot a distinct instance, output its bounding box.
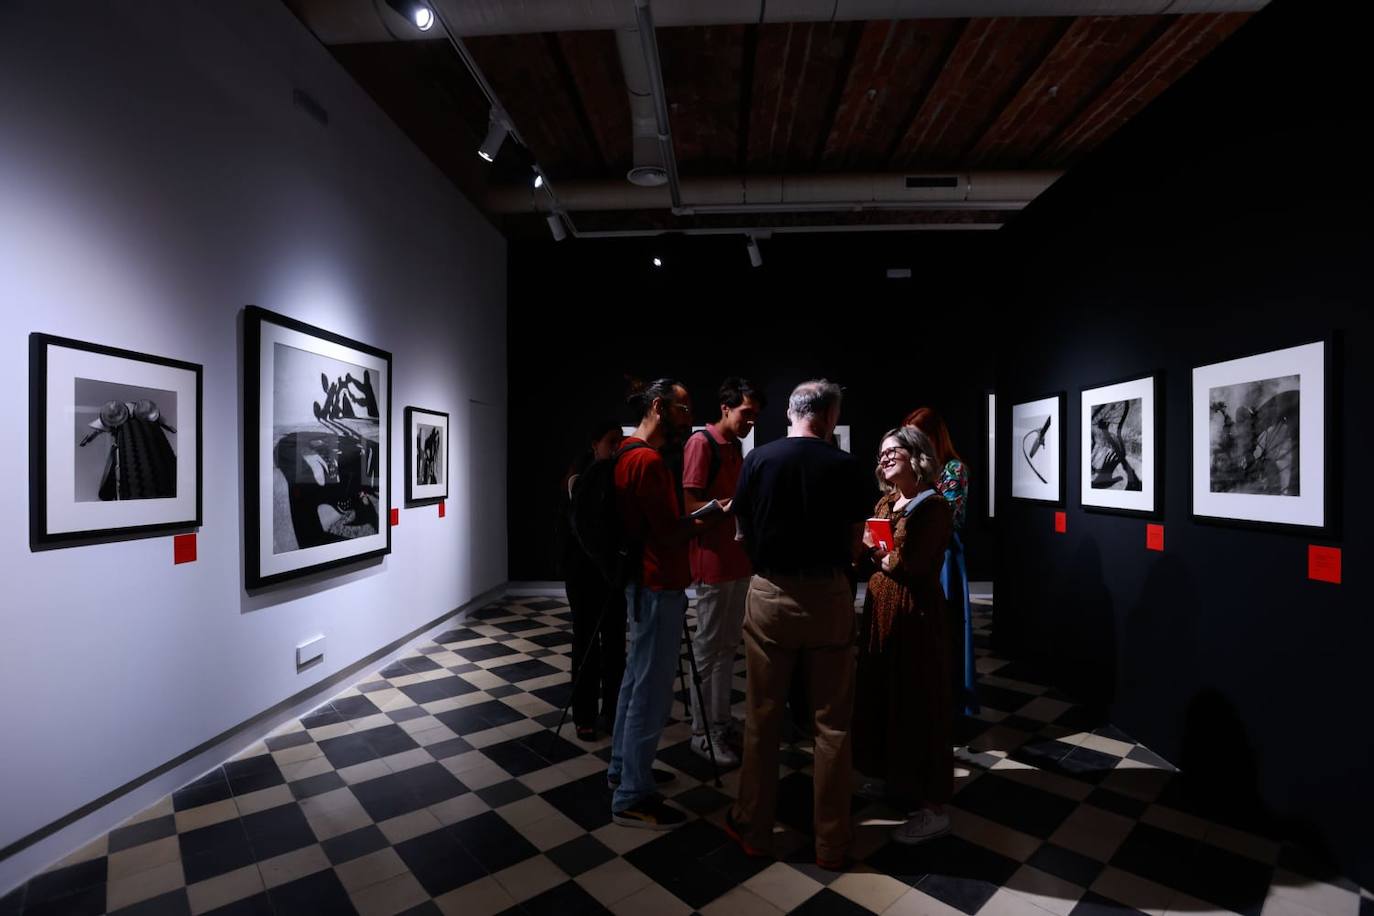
[607,378,703,830]
[682,378,763,767]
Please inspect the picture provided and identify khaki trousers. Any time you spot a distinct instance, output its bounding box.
[731,570,856,861]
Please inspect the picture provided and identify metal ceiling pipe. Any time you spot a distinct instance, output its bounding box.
[632,0,683,209]
[486,171,1062,213]
[567,222,1003,238]
[615,27,667,188]
[289,0,1270,43]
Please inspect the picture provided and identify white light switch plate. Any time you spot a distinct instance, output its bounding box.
[296,635,325,667]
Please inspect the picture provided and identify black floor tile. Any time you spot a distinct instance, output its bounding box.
[1054,706,1109,732]
[489,659,563,684]
[223,756,286,796]
[200,892,275,916]
[301,707,346,729]
[459,642,520,662]
[180,821,256,884]
[1069,892,1148,915]
[348,770,428,822]
[953,772,1079,838]
[21,883,106,916]
[449,811,540,874]
[264,731,313,752]
[434,627,484,644]
[790,888,874,915]
[396,903,443,916]
[109,814,177,853]
[317,731,383,769]
[654,739,735,784]
[1109,823,1201,891]
[494,618,547,633]
[267,869,358,915]
[330,695,381,720]
[697,835,775,887]
[1008,739,1078,771]
[241,803,317,860]
[869,834,1019,897]
[527,632,573,649]
[541,772,614,832]
[525,599,568,612]
[1084,789,1149,820]
[435,700,526,734]
[976,684,1040,714]
[394,826,486,896]
[479,739,550,777]
[358,723,421,758]
[1058,747,1123,782]
[999,715,1046,733]
[405,762,471,807]
[289,770,347,800]
[486,684,523,699]
[322,825,392,865]
[520,732,585,765]
[544,835,616,878]
[108,889,192,916]
[529,683,573,708]
[511,879,612,916]
[398,655,443,673]
[387,706,430,723]
[172,768,232,811]
[425,736,474,760]
[398,676,479,705]
[624,820,740,909]
[477,779,534,808]
[1180,842,1274,916]
[1028,843,1106,888]
[357,680,391,693]
[1125,746,1177,771]
[23,859,107,906]
[672,785,732,815]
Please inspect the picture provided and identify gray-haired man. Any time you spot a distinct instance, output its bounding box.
[724,380,872,868]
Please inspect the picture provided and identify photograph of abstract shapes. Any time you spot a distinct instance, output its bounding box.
[1081,375,1158,515]
[31,334,201,549]
[246,306,391,588]
[1011,394,1063,504]
[74,379,178,502]
[1192,340,1326,530]
[405,406,449,505]
[1208,374,1299,496]
[272,344,381,553]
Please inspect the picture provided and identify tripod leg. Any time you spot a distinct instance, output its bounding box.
[682,617,722,787]
[549,586,612,755]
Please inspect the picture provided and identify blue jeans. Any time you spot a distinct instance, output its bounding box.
[607,584,687,812]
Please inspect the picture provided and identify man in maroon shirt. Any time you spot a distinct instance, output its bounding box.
[607,378,704,829]
[682,377,763,767]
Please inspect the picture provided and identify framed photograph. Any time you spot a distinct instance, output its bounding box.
[1011,393,1064,505]
[405,407,449,505]
[985,391,996,518]
[1192,340,1327,530]
[245,306,392,589]
[30,334,202,549]
[1081,374,1160,516]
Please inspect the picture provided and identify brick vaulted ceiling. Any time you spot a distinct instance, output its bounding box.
[283,3,1255,238]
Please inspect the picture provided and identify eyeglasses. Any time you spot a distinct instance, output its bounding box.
[877,446,908,464]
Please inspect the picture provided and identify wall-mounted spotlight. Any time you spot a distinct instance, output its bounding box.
[385,0,434,31]
[478,115,508,163]
[745,235,762,268]
[533,170,544,189]
[652,257,663,268]
[546,213,567,241]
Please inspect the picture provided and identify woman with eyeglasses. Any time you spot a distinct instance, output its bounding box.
[852,425,955,845]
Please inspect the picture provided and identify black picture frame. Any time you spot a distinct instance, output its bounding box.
[1009,391,1066,507]
[404,406,449,506]
[30,333,203,550]
[1189,336,1335,537]
[244,306,392,589]
[1079,372,1165,520]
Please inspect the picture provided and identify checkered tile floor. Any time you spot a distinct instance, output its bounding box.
[8,596,1370,916]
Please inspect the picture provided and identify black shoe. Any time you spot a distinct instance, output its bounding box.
[575,725,598,742]
[611,794,687,830]
[607,768,676,789]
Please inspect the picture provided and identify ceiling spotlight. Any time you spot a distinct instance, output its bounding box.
[477,116,508,163]
[745,235,762,268]
[385,0,434,31]
[533,171,544,189]
[652,257,663,268]
[546,213,567,242]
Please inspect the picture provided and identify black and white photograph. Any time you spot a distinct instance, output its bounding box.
[1192,340,1326,529]
[405,406,449,505]
[986,392,997,518]
[31,334,201,549]
[1011,393,1064,504]
[1080,375,1158,515]
[245,307,391,588]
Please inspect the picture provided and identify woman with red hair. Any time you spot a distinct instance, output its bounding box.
[904,407,977,715]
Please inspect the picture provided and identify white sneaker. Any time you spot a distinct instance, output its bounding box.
[891,809,951,845]
[691,732,740,767]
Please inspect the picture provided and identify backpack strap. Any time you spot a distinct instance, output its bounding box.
[688,428,722,490]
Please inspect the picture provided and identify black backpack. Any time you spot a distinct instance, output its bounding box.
[569,441,650,585]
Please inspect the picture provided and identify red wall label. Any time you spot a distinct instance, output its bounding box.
[1054,512,1066,534]
[173,533,197,565]
[438,500,446,518]
[1146,524,1164,552]
[390,508,399,527]
[1308,545,1341,584]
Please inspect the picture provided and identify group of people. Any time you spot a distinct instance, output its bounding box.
[557,377,975,867]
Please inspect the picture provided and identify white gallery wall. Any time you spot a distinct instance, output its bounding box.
[0,0,507,889]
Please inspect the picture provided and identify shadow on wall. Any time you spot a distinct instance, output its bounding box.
[1046,537,1117,721]
[1118,554,1199,753]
